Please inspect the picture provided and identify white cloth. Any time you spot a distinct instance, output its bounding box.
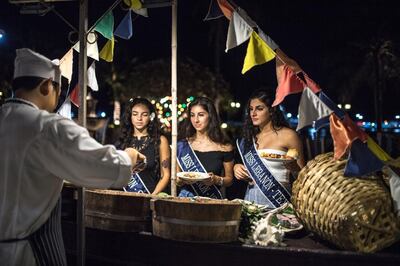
[0,99,132,265]
[225,11,252,52]
[244,149,290,207]
[297,87,333,131]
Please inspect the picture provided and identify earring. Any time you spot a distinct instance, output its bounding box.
[150,112,155,121]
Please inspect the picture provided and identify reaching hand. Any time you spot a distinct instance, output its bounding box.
[234,164,253,184]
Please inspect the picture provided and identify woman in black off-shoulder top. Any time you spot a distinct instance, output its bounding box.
[177,97,234,198]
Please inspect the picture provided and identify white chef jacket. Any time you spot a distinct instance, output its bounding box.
[0,98,132,265]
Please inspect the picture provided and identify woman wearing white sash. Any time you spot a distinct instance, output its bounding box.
[234,90,305,207]
[177,97,234,198]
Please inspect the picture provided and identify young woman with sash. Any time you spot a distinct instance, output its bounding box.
[116,98,171,194]
[234,90,305,208]
[177,97,234,199]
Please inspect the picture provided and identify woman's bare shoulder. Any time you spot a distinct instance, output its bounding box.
[219,143,233,152]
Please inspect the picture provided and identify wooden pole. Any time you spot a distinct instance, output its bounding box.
[170,0,178,196]
[77,0,88,265]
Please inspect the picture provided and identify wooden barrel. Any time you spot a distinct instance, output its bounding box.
[85,189,152,232]
[151,197,242,243]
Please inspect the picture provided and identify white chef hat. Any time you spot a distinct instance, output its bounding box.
[13,48,61,85]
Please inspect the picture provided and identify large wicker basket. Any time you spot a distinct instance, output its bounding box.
[292,152,400,253]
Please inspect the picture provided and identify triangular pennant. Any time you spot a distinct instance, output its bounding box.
[132,8,148,17]
[242,31,276,74]
[57,98,72,119]
[387,166,400,214]
[330,113,368,159]
[88,62,99,91]
[258,29,279,51]
[70,83,80,107]
[114,10,133,40]
[225,11,252,52]
[344,139,384,177]
[99,37,115,62]
[367,136,392,161]
[314,92,346,130]
[73,38,99,61]
[297,87,333,131]
[124,0,142,10]
[204,0,224,21]
[59,48,73,83]
[95,11,114,40]
[217,0,234,20]
[273,63,321,106]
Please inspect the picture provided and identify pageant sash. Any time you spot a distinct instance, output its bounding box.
[177,140,222,199]
[123,173,150,193]
[237,138,291,208]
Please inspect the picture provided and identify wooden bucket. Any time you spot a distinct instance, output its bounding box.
[151,197,242,243]
[85,189,152,232]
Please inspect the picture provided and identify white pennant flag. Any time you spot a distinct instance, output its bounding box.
[73,32,99,61]
[297,87,333,131]
[57,98,72,119]
[88,62,99,91]
[225,11,252,52]
[59,48,73,83]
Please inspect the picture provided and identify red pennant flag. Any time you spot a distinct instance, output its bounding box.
[217,0,234,20]
[330,113,368,159]
[70,84,80,107]
[273,49,321,106]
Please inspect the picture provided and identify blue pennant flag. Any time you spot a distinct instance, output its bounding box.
[314,91,346,130]
[203,0,224,21]
[114,10,133,40]
[344,139,384,177]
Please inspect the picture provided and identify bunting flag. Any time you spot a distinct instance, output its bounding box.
[367,136,392,161]
[73,39,99,61]
[225,11,252,52]
[57,98,72,119]
[242,31,276,74]
[99,37,115,62]
[204,0,224,21]
[217,0,234,20]
[59,48,73,83]
[387,166,400,214]
[258,29,279,51]
[296,87,333,131]
[123,0,142,10]
[114,10,133,40]
[330,113,368,159]
[95,11,114,40]
[132,8,148,17]
[314,91,346,129]
[344,139,384,177]
[70,83,79,107]
[272,63,321,107]
[87,62,99,91]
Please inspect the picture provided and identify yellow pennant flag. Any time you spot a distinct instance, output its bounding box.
[123,0,142,10]
[367,136,392,161]
[242,31,276,74]
[99,38,115,62]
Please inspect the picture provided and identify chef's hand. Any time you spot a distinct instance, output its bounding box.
[234,164,253,184]
[125,148,146,172]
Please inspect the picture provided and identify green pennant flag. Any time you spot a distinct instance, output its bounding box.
[95,11,114,40]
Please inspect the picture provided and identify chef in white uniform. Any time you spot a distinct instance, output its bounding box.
[0,48,145,266]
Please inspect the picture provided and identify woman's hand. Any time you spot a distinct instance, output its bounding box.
[234,164,253,184]
[202,172,217,186]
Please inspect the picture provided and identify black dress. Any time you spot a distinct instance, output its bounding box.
[129,136,159,193]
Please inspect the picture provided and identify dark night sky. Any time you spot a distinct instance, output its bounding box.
[1,0,399,119]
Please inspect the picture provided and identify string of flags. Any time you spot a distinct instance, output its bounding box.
[56,0,395,179]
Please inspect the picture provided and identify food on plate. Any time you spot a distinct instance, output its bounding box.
[286,148,299,159]
[183,172,201,178]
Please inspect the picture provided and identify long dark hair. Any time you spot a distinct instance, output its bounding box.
[243,90,289,147]
[116,98,161,177]
[178,96,228,145]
